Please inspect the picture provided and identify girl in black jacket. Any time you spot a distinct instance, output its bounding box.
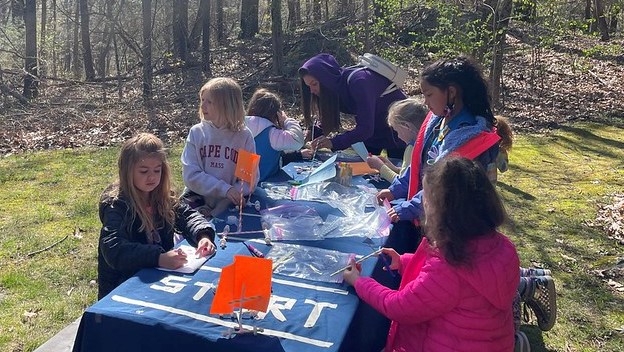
[98,133,216,299]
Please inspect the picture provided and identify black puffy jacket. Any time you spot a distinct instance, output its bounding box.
[97,186,215,299]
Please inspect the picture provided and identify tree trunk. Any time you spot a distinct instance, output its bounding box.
[79,0,95,80]
[52,0,57,77]
[142,0,153,100]
[271,0,283,75]
[286,0,300,30]
[189,3,203,52]
[200,0,211,76]
[23,0,37,99]
[240,0,259,39]
[173,0,189,61]
[216,0,225,44]
[312,0,320,21]
[363,0,369,52]
[488,0,513,108]
[40,0,47,77]
[593,0,610,41]
[72,0,80,78]
[12,0,24,24]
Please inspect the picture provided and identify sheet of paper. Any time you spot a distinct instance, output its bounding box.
[346,162,378,176]
[350,142,369,161]
[303,154,337,184]
[157,245,209,274]
[234,149,260,184]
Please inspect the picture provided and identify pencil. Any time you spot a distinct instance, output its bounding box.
[329,248,383,277]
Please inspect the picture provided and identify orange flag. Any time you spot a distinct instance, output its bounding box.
[235,149,260,184]
[210,255,272,315]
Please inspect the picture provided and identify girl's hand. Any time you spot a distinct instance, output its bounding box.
[366,155,385,170]
[195,237,216,258]
[226,187,242,205]
[376,189,395,205]
[342,258,362,286]
[277,110,287,127]
[380,248,401,271]
[158,248,188,269]
[310,136,332,150]
[300,148,313,159]
[386,207,399,223]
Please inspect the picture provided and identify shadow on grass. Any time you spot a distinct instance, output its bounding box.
[497,181,536,201]
[521,324,556,352]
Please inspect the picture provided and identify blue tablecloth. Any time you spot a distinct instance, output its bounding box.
[73,175,393,352]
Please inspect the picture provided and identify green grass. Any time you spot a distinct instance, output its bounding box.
[0,123,622,351]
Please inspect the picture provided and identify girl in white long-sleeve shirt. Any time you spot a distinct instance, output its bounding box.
[245,88,305,181]
[181,77,257,217]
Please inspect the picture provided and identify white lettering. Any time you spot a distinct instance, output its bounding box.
[303,299,337,328]
[150,276,191,294]
[256,295,296,322]
[192,281,215,301]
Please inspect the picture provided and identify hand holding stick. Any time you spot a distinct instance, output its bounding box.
[330,248,383,277]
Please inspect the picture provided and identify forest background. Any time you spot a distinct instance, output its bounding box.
[0,0,623,351]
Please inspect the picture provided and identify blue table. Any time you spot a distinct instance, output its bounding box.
[73,181,392,352]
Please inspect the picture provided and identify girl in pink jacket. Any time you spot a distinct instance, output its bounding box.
[344,156,519,352]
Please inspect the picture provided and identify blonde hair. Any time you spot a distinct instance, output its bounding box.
[198,77,245,131]
[387,98,429,132]
[116,133,176,238]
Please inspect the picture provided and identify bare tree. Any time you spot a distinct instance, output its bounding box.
[594,0,610,41]
[200,0,211,75]
[312,0,320,21]
[240,0,259,38]
[173,0,189,61]
[39,0,47,77]
[142,0,152,99]
[487,0,513,107]
[79,0,95,80]
[271,0,283,75]
[72,0,81,78]
[216,0,225,44]
[287,0,300,30]
[23,0,37,99]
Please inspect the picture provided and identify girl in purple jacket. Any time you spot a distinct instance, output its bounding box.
[344,156,519,351]
[299,53,407,158]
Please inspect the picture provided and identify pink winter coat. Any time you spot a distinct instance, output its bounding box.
[354,232,519,352]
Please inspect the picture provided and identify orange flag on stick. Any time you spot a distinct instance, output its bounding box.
[235,149,260,184]
[210,255,272,315]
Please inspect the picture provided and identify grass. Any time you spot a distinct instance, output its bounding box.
[0,122,622,351]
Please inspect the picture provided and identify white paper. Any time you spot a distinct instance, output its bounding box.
[350,142,369,161]
[157,245,209,274]
[302,154,337,184]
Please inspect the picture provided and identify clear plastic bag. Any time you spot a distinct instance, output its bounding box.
[290,181,377,217]
[260,204,324,241]
[321,206,391,239]
[266,242,353,283]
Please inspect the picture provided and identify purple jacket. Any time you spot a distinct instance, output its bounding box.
[354,234,519,352]
[300,53,407,151]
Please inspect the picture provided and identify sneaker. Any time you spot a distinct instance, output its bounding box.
[523,275,557,331]
[520,267,552,277]
[514,331,531,352]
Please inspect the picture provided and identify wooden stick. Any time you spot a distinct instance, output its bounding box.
[330,248,383,277]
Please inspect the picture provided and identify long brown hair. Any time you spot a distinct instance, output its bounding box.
[247,88,282,128]
[299,68,341,133]
[116,133,176,237]
[422,156,507,266]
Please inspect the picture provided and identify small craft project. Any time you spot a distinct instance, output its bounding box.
[210,255,272,335]
[157,245,211,274]
[282,154,338,185]
[217,149,261,249]
[350,142,369,161]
